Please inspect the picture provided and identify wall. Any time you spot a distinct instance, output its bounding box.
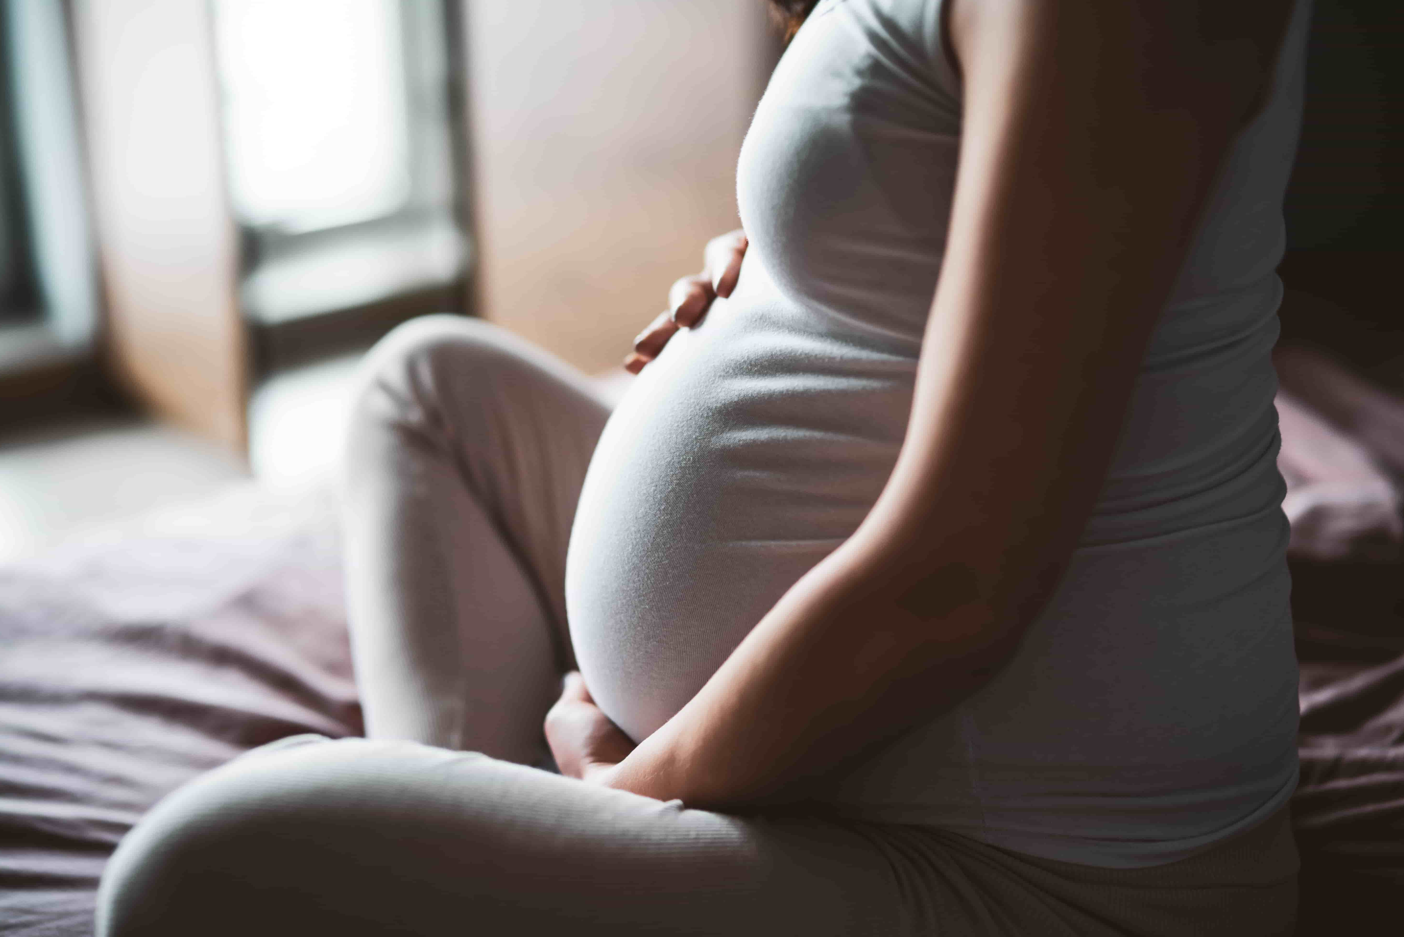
[464,0,776,374]
[73,0,248,453]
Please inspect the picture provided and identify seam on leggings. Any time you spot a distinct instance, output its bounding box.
[421,452,470,750]
[446,422,576,675]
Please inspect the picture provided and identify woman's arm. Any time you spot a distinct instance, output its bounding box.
[592,0,1294,807]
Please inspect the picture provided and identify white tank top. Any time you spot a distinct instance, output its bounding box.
[566,0,1311,868]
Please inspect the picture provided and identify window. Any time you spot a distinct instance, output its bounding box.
[211,0,467,350]
[0,0,99,375]
[0,43,38,328]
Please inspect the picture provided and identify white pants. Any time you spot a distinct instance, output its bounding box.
[95,316,1298,937]
[342,314,611,765]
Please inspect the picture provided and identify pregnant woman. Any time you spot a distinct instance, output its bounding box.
[98,0,1310,933]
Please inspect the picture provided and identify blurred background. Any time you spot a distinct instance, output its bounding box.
[0,0,778,560]
[0,0,1398,563]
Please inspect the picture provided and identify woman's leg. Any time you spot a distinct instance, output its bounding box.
[95,737,911,937]
[342,315,612,763]
[94,736,1301,937]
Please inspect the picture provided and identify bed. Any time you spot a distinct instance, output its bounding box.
[3,351,1403,935]
[0,485,359,937]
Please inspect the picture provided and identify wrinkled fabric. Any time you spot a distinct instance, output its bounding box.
[0,485,358,937]
[1274,345,1404,561]
[1295,614,1404,935]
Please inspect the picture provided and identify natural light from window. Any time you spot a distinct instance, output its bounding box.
[213,0,412,233]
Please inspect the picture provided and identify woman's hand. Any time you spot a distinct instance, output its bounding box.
[625,229,748,374]
[543,672,636,784]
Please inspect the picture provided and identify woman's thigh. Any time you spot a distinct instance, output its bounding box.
[96,737,911,937]
[343,315,614,758]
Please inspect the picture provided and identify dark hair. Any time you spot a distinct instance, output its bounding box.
[768,0,820,40]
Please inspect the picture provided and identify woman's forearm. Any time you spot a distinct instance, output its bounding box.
[601,531,1035,808]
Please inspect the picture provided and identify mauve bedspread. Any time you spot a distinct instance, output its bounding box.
[1292,559,1404,935]
[1,483,1401,936]
[0,486,359,937]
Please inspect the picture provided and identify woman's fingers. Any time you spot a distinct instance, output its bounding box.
[704,229,748,298]
[627,229,747,373]
[625,311,678,374]
[545,671,635,781]
[670,275,713,328]
[560,670,594,704]
[631,311,678,360]
[713,237,747,298]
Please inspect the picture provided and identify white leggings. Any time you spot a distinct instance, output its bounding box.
[95,316,1299,936]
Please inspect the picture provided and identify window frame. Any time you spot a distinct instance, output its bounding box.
[209,0,469,342]
[0,0,101,380]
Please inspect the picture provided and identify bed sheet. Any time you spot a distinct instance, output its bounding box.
[0,484,358,937]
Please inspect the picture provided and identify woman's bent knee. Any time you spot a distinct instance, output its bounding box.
[355,314,556,408]
[100,738,408,935]
[346,314,582,455]
[363,314,501,374]
[95,738,513,936]
[98,737,323,935]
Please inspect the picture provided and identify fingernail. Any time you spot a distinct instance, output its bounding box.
[673,303,699,328]
[624,353,646,374]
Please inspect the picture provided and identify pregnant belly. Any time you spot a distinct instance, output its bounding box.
[564,288,916,741]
